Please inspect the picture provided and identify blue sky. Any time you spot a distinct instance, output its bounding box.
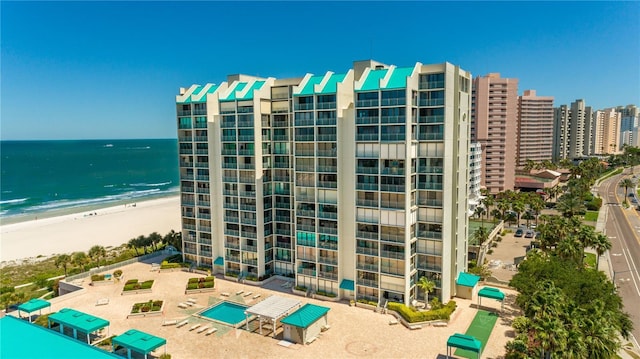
[1,1,638,140]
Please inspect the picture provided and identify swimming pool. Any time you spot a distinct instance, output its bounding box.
[200,302,249,326]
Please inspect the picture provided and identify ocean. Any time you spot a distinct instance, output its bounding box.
[0,139,179,223]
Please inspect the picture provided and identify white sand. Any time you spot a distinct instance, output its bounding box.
[0,196,181,263]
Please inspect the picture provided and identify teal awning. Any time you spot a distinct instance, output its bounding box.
[112,329,166,355]
[281,304,330,329]
[48,308,110,334]
[339,279,354,291]
[447,333,482,353]
[18,299,50,314]
[214,257,224,266]
[478,287,505,301]
[456,272,481,288]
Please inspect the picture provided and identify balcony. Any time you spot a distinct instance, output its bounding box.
[379,184,405,193]
[380,233,405,243]
[418,133,444,141]
[356,198,378,207]
[318,256,338,265]
[356,278,378,287]
[318,226,337,235]
[356,116,379,125]
[317,149,337,157]
[295,118,315,127]
[317,211,338,220]
[297,267,316,276]
[179,148,193,154]
[380,98,406,106]
[419,115,444,124]
[297,224,315,232]
[225,255,240,263]
[198,213,211,220]
[194,136,208,142]
[316,166,337,173]
[356,133,379,141]
[238,135,255,142]
[195,162,209,168]
[223,202,239,210]
[238,177,255,184]
[417,182,443,190]
[242,244,257,252]
[318,240,338,250]
[225,215,239,223]
[295,150,314,157]
[317,181,337,189]
[417,230,442,239]
[222,148,236,155]
[294,103,314,111]
[177,110,191,116]
[419,99,445,107]
[318,271,338,280]
[296,209,315,218]
[241,217,257,225]
[356,183,378,191]
[380,250,405,260]
[418,166,443,174]
[380,133,405,142]
[381,115,406,124]
[357,262,379,272]
[179,162,193,168]
[297,252,316,262]
[223,189,238,196]
[238,149,254,156]
[316,134,336,142]
[239,191,256,197]
[296,135,314,142]
[182,187,194,193]
[200,250,212,258]
[222,136,236,142]
[196,187,210,194]
[275,241,292,249]
[243,258,258,266]
[356,99,379,107]
[419,80,444,89]
[197,200,210,207]
[273,135,289,141]
[238,163,255,170]
[297,238,316,247]
[316,118,336,126]
[240,204,256,211]
[356,246,378,256]
[316,102,336,109]
[356,231,378,240]
[224,229,240,236]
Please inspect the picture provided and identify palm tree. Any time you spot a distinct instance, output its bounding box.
[474,206,486,225]
[473,226,490,260]
[88,245,106,267]
[148,232,163,252]
[128,237,140,256]
[512,200,526,227]
[592,233,612,269]
[619,178,635,204]
[556,238,582,263]
[557,194,586,218]
[54,254,72,277]
[416,276,436,305]
[72,252,89,272]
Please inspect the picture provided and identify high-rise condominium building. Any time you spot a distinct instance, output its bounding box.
[468,142,482,215]
[594,108,622,155]
[619,105,639,147]
[175,60,471,305]
[553,99,594,160]
[471,73,518,193]
[517,90,554,166]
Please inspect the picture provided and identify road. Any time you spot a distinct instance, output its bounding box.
[598,171,640,347]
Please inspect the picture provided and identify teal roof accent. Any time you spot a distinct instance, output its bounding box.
[478,287,505,301]
[0,316,120,359]
[48,308,109,334]
[214,256,224,266]
[17,298,51,313]
[178,85,202,104]
[221,82,248,101]
[237,80,265,100]
[359,69,388,91]
[385,67,414,89]
[112,329,166,355]
[297,75,324,96]
[319,73,347,94]
[339,279,354,291]
[178,84,220,104]
[457,273,481,288]
[447,333,482,353]
[281,303,330,328]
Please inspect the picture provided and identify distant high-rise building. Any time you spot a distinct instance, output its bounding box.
[471,73,518,193]
[468,142,482,215]
[175,60,472,305]
[517,90,554,166]
[618,105,639,147]
[594,108,622,155]
[553,99,594,160]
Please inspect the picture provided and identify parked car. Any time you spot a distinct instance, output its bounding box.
[525,230,534,238]
[515,229,524,237]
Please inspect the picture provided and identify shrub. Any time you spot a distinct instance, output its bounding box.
[160,262,181,269]
[430,297,443,310]
[159,354,172,359]
[492,242,498,248]
[315,290,336,298]
[356,299,378,306]
[188,278,199,284]
[113,270,123,278]
[387,300,456,323]
[124,284,136,291]
[141,305,150,312]
[586,197,603,210]
[226,272,238,278]
[125,279,138,285]
[294,285,307,292]
[163,254,183,263]
[140,280,154,289]
[245,275,258,281]
[186,283,198,290]
[91,274,105,282]
[204,276,215,282]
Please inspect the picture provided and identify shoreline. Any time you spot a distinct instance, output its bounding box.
[0,195,181,263]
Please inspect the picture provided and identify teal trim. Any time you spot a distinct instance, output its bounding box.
[478,287,505,301]
[178,84,221,104]
[319,73,347,94]
[456,272,481,288]
[112,329,166,354]
[280,303,330,328]
[221,82,248,101]
[214,256,224,266]
[339,279,354,291]
[385,67,414,89]
[447,333,482,353]
[237,80,265,100]
[0,316,120,358]
[359,69,388,91]
[48,308,110,334]
[17,298,50,313]
[297,75,323,96]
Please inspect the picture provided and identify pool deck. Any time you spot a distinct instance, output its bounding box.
[28,261,520,358]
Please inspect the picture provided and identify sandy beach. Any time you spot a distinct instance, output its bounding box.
[0,196,181,263]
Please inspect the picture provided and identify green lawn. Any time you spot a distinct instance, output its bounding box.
[584,252,597,269]
[454,310,499,359]
[583,210,599,222]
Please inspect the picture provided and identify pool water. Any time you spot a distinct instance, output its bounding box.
[201,302,248,325]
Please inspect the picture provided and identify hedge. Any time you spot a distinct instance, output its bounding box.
[387,300,457,323]
[315,290,336,298]
[125,279,138,285]
[91,274,105,282]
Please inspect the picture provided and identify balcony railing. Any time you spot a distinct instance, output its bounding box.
[356,183,378,191]
[294,103,314,111]
[356,262,379,272]
[316,102,336,109]
[318,240,338,250]
[380,98,406,106]
[318,271,338,280]
[381,115,406,124]
[380,250,405,260]
[318,226,337,235]
[380,233,405,243]
[356,231,378,240]
[242,244,258,252]
[356,246,378,256]
[225,215,239,223]
[418,115,444,124]
[297,268,316,276]
[356,116,379,125]
[318,256,338,265]
[419,99,445,107]
[356,278,378,287]
[356,99,379,107]
[418,133,444,141]
[356,133,379,141]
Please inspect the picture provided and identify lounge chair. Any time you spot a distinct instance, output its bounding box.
[96,298,109,306]
[236,290,244,295]
[189,324,201,331]
[205,327,218,335]
[162,320,178,326]
[185,301,194,307]
[252,294,261,299]
[243,292,253,297]
[176,320,189,328]
[197,325,209,333]
[178,303,188,309]
[221,292,230,297]
[187,298,197,304]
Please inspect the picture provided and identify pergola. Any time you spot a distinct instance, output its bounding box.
[17,298,51,322]
[478,286,505,313]
[48,308,110,344]
[112,329,166,359]
[244,295,301,337]
[446,333,482,359]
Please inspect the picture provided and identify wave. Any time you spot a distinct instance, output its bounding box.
[126,146,151,150]
[103,144,114,148]
[103,184,115,188]
[129,181,172,187]
[2,190,13,194]
[0,198,28,205]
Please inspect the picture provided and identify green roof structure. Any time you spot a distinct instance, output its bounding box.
[221,82,248,101]
[319,73,347,94]
[447,333,482,359]
[297,75,324,96]
[281,303,330,329]
[177,84,220,104]
[385,67,414,89]
[112,329,166,359]
[358,69,388,91]
[48,308,110,343]
[339,279,354,291]
[17,299,51,321]
[214,256,224,266]
[0,316,120,359]
[456,272,481,288]
[478,287,505,313]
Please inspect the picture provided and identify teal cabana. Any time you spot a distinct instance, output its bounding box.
[280,303,330,345]
[48,308,110,344]
[456,273,481,300]
[478,286,505,313]
[17,298,51,322]
[112,329,166,359]
[447,333,482,359]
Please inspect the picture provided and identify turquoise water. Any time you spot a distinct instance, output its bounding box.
[201,302,248,325]
[0,139,178,220]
